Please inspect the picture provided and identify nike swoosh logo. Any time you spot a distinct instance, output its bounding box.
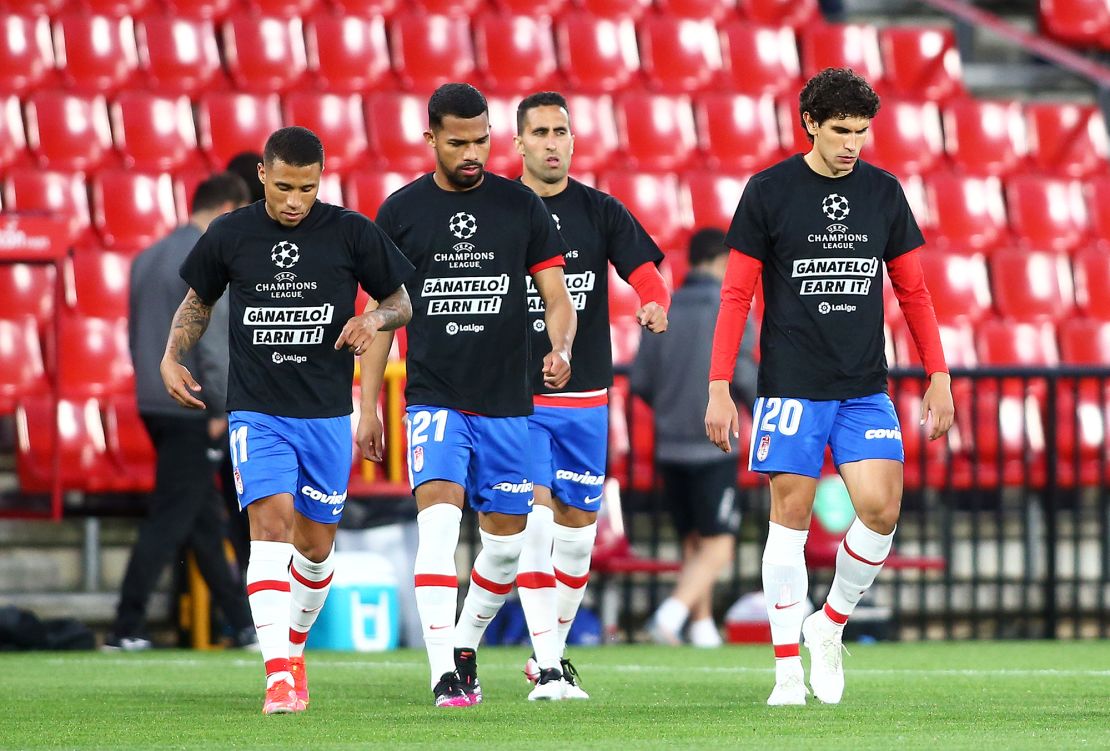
[331,506,344,516]
[532,629,551,636]
[774,601,800,610]
[557,617,574,625]
[429,624,450,630]
[527,498,535,506]
[300,606,323,614]
[256,623,274,629]
[583,493,602,504]
[475,614,493,621]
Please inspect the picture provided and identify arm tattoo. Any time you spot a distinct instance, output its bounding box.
[370,286,412,331]
[167,291,213,361]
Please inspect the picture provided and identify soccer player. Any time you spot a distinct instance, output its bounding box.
[704,69,954,706]
[163,126,414,715]
[513,91,670,698]
[369,83,576,707]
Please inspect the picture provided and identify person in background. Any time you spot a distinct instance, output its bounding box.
[226,151,266,204]
[632,228,756,648]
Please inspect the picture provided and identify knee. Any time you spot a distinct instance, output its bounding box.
[296,542,333,563]
[249,515,293,544]
[857,504,899,535]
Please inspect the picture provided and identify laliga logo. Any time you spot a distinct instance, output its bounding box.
[533,319,546,332]
[446,321,460,335]
[272,352,307,364]
[271,240,300,269]
[818,302,832,314]
[449,212,477,240]
[822,193,850,221]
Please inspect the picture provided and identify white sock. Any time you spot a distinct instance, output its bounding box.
[288,546,334,658]
[653,597,689,635]
[516,505,560,670]
[552,521,596,653]
[246,540,294,688]
[825,518,894,624]
[455,528,524,650]
[688,617,722,648]
[414,504,462,688]
[762,522,809,663]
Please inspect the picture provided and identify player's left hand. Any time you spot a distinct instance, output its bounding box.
[356,410,385,463]
[334,312,382,356]
[542,350,571,390]
[920,371,955,441]
[636,302,668,333]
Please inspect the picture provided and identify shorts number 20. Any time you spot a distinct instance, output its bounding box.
[759,398,803,436]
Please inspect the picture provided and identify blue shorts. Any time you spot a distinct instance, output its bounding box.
[228,410,353,524]
[748,393,903,478]
[527,404,608,511]
[406,405,533,516]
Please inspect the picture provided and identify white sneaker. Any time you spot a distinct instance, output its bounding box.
[559,658,589,700]
[802,611,846,704]
[646,617,682,646]
[766,659,807,706]
[527,668,566,701]
[688,618,723,648]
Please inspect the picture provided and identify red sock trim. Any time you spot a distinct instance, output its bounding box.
[842,538,886,567]
[414,573,457,588]
[824,602,849,625]
[247,579,291,596]
[554,568,590,589]
[289,629,308,645]
[470,568,513,596]
[290,566,333,590]
[265,658,291,676]
[774,644,800,659]
[516,571,557,589]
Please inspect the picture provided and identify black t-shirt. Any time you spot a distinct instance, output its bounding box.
[376,173,565,416]
[526,178,663,394]
[726,155,924,400]
[180,201,414,418]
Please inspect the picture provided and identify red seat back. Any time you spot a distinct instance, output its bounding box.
[110,91,200,172]
[719,22,800,97]
[222,14,308,92]
[196,92,283,168]
[53,13,139,94]
[282,92,368,175]
[695,93,781,172]
[989,249,1075,323]
[136,15,225,96]
[878,26,964,102]
[91,170,181,250]
[0,317,47,414]
[638,16,722,93]
[390,13,475,93]
[615,93,698,171]
[555,13,640,93]
[474,13,559,95]
[305,15,392,94]
[941,99,1027,177]
[24,91,114,172]
[0,14,56,94]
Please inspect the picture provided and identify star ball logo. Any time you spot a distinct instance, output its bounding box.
[821,193,850,222]
[271,240,300,269]
[551,213,562,231]
[449,212,477,240]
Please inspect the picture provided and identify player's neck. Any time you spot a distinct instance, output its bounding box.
[520,171,568,198]
[803,149,854,179]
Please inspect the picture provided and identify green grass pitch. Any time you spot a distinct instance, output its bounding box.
[4,642,1108,750]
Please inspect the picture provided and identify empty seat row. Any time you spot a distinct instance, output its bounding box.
[0,12,960,99]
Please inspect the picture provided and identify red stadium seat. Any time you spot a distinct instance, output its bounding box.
[989,249,1075,322]
[684,171,749,233]
[196,92,283,168]
[1039,0,1110,48]
[798,23,883,81]
[1087,175,1110,250]
[925,172,1009,254]
[615,93,698,171]
[493,0,568,14]
[1056,317,1110,486]
[329,0,400,15]
[483,95,521,176]
[902,173,932,231]
[390,13,475,93]
[657,0,737,20]
[737,0,819,26]
[0,14,55,95]
[1025,102,1110,179]
[53,13,139,94]
[282,92,367,175]
[49,316,133,398]
[878,26,964,102]
[599,172,689,248]
[695,93,781,172]
[82,0,152,14]
[2,168,94,247]
[978,317,1058,366]
[866,99,944,176]
[160,0,235,18]
[0,264,55,329]
[917,251,992,325]
[777,96,813,155]
[16,395,117,493]
[638,16,722,93]
[1072,245,1110,319]
[222,14,308,93]
[316,172,345,207]
[608,264,639,319]
[555,13,641,93]
[305,15,393,94]
[561,94,619,173]
[578,0,652,18]
[24,91,114,172]
[245,0,321,16]
[135,16,225,96]
[473,13,559,95]
[66,250,131,319]
[109,92,201,172]
[941,99,1027,177]
[1058,317,1110,364]
[1006,175,1089,254]
[0,95,29,171]
[719,22,801,97]
[90,170,181,250]
[103,394,155,493]
[344,171,421,219]
[4,0,65,15]
[0,317,47,414]
[364,93,431,172]
[413,0,486,13]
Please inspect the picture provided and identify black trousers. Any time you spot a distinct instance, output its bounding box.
[113,414,253,637]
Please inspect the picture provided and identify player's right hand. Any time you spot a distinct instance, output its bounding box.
[160,357,206,410]
[542,350,572,390]
[356,411,385,463]
[705,384,739,453]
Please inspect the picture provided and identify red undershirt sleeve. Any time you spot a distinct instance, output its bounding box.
[627,261,671,311]
[528,254,566,276]
[709,250,762,383]
[886,249,948,376]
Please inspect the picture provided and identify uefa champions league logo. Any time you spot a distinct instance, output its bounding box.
[551,213,562,230]
[449,212,478,240]
[271,240,300,269]
[821,193,850,222]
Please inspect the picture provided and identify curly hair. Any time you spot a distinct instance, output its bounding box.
[428,82,488,130]
[798,68,880,142]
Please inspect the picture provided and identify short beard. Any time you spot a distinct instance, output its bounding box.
[445,164,484,190]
